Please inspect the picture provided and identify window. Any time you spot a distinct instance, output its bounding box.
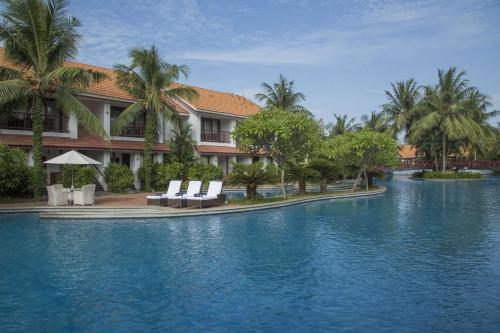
[201,118,220,133]
[110,105,145,137]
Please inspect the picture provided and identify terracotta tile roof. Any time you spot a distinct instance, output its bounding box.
[196,145,247,155]
[399,145,417,159]
[0,134,170,152]
[173,83,261,117]
[0,48,259,117]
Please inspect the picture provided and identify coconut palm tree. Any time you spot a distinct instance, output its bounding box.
[409,67,487,172]
[382,79,421,138]
[0,0,109,198]
[361,110,390,133]
[112,46,197,192]
[255,74,310,114]
[169,118,196,172]
[327,113,360,136]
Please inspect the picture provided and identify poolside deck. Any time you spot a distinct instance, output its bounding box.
[0,188,386,219]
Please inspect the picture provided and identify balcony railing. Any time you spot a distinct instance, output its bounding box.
[0,111,68,132]
[201,130,231,143]
[119,124,144,138]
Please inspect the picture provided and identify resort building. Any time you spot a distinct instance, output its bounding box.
[0,48,262,189]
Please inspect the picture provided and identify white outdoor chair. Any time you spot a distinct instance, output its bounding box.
[73,184,96,206]
[146,180,182,206]
[47,185,69,206]
[169,180,202,208]
[187,181,225,208]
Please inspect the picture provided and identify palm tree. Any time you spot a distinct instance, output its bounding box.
[409,67,487,172]
[328,113,360,136]
[0,0,109,198]
[361,111,390,133]
[255,74,309,114]
[382,79,421,138]
[112,46,197,192]
[169,118,196,174]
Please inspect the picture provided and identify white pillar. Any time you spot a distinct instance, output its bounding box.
[155,153,164,164]
[210,155,218,167]
[103,103,111,135]
[131,152,142,190]
[68,113,78,139]
[27,149,34,167]
[99,151,111,190]
[228,156,237,173]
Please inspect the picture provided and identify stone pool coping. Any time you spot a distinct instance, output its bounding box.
[0,187,386,220]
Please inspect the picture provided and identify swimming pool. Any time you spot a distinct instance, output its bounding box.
[1,176,499,332]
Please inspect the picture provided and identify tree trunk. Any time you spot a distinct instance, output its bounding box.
[143,112,155,192]
[441,133,447,173]
[352,170,362,192]
[32,96,45,200]
[298,180,306,195]
[363,169,369,191]
[320,179,328,194]
[280,168,286,199]
[246,185,257,200]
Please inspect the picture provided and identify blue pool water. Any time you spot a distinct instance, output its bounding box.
[1,176,500,332]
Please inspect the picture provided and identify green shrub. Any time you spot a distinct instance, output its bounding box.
[104,163,134,193]
[137,163,159,190]
[188,162,223,187]
[60,165,97,188]
[156,162,183,189]
[0,145,33,197]
[412,171,481,179]
[226,162,279,199]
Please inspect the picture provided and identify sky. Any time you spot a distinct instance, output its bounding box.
[69,0,500,123]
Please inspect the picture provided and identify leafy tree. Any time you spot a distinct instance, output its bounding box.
[322,130,399,191]
[308,158,343,193]
[409,68,489,172]
[255,74,309,114]
[112,46,197,192]
[327,113,360,137]
[286,162,320,195]
[233,107,321,198]
[168,118,196,173]
[383,79,421,138]
[104,163,134,193]
[0,144,32,197]
[0,0,109,198]
[226,162,279,199]
[187,162,223,187]
[60,165,96,188]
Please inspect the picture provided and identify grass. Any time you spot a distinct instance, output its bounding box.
[412,171,481,180]
[229,187,379,205]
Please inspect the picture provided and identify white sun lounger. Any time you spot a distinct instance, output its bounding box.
[187,181,225,208]
[146,180,182,206]
[169,180,202,208]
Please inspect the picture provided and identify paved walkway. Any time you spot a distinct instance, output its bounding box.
[0,188,386,219]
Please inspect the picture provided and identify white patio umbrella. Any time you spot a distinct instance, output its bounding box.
[44,150,101,188]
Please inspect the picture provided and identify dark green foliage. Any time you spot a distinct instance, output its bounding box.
[156,162,183,190]
[103,163,134,193]
[169,119,196,173]
[188,163,223,187]
[309,159,343,193]
[226,162,279,199]
[286,163,320,195]
[59,165,97,188]
[0,145,32,197]
[412,171,481,179]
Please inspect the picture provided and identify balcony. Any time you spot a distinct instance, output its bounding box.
[116,124,144,138]
[201,130,231,143]
[0,111,68,132]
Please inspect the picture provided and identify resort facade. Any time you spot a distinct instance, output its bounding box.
[0,48,263,189]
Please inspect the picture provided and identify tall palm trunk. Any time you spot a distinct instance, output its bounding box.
[143,112,155,192]
[32,95,44,199]
[441,133,447,172]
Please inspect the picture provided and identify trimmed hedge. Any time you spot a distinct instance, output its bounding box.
[412,171,481,179]
[104,163,134,193]
[138,162,184,191]
[60,165,97,188]
[187,163,223,187]
[0,145,33,197]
